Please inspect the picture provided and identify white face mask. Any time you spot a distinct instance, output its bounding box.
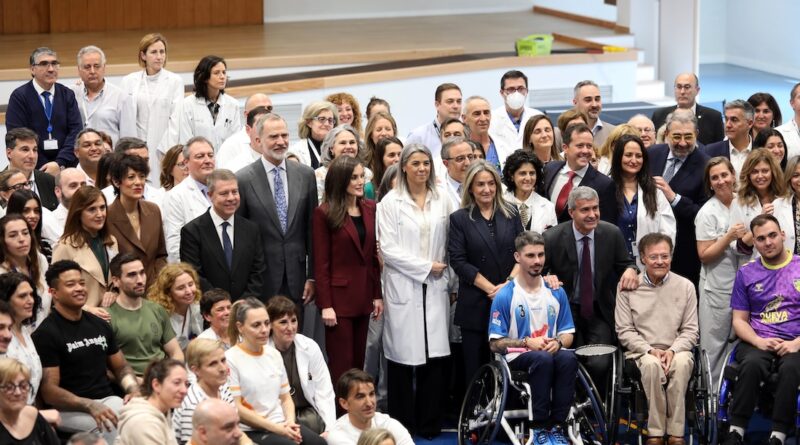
[505,91,526,110]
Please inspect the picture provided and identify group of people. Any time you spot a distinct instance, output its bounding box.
[0,31,799,445]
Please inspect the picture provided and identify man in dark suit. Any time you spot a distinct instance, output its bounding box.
[5,47,82,175]
[651,73,724,145]
[4,127,58,210]
[703,99,755,176]
[543,123,617,224]
[544,186,638,391]
[237,113,318,327]
[648,109,710,287]
[181,169,265,301]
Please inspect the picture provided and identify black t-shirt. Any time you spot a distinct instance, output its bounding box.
[0,412,60,445]
[32,309,119,400]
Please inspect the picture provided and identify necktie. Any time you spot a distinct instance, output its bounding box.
[580,236,594,319]
[221,221,233,268]
[273,168,288,233]
[663,158,681,183]
[555,171,576,215]
[41,91,53,127]
[519,203,530,229]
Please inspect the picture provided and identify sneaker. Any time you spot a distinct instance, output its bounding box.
[767,436,784,445]
[722,430,744,445]
[533,427,554,445]
[549,424,570,445]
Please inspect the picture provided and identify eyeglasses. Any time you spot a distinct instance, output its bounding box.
[175,161,188,170]
[5,181,34,192]
[503,87,528,95]
[314,116,336,125]
[645,254,671,262]
[669,133,696,143]
[33,60,60,68]
[446,154,476,163]
[0,381,31,395]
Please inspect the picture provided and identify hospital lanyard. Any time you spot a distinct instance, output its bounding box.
[41,91,53,138]
[308,139,321,165]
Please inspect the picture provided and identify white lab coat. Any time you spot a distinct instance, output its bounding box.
[776,120,800,160]
[162,178,211,263]
[217,129,260,173]
[503,190,557,234]
[377,188,452,366]
[267,334,336,432]
[488,105,542,167]
[289,138,322,168]
[632,186,677,267]
[729,195,795,260]
[180,93,242,152]
[120,68,185,185]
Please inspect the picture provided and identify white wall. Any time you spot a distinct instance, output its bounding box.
[698,0,726,63]
[530,0,616,22]
[658,0,699,96]
[263,0,532,22]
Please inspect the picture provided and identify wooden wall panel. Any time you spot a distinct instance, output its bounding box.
[123,0,143,30]
[211,0,229,26]
[2,0,49,34]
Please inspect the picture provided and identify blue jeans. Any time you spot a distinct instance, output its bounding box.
[509,349,578,423]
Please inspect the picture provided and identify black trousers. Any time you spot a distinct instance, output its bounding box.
[245,424,326,445]
[461,327,491,385]
[571,304,615,395]
[387,356,447,437]
[729,342,800,433]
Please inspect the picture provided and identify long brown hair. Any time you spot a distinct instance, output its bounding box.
[737,148,786,207]
[324,156,363,229]
[0,215,42,292]
[61,186,113,248]
[523,114,561,162]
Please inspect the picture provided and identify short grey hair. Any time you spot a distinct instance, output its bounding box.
[515,231,545,252]
[183,136,214,159]
[76,45,106,66]
[395,143,438,197]
[319,124,364,167]
[207,169,237,194]
[441,136,470,160]
[573,80,599,98]
[462,95,491,115]
[29,47,56,66]
[254,113,287,141]
[567,186,598,210]
[664,108,698,134]
[724,99,755,121]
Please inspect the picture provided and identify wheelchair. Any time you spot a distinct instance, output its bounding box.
[716,340,800,441]
[608,347,716,445]
[457,345,612,445]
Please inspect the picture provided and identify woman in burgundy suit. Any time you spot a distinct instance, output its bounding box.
[313,156,383,384]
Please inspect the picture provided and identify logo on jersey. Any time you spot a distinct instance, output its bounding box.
[754,283,764,292]
[794,279,800,293]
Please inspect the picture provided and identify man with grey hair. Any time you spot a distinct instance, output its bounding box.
[704,100,755,175]
[543,186,638,393]
[439,136,475,208]
[163,136,216,263]
[572,80,616,147]
[72,45,136,146]
[647,109,710,286]
[463,96,501,171]
[652,73,724,145]
[776,81,800,159]
[217,93,273,172]
[191,398,243,445]
[628,114,657,148]
[6,47,82,175]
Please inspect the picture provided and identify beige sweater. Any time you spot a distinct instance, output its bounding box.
[615,272,699,356]
[115,397,179,445]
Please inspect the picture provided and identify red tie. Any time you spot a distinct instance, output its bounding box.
[580,236,594,319]
[556,171,576,215]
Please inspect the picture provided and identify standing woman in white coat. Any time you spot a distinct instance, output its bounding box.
[121,33,184,185]
[377,143,452,438]
[180,55,241,152]
[609,134,676,267]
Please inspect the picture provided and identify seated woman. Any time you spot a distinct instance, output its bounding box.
[266,296,336,435]
[0,357,59,445]
[0,215,50,325]
[173,338,236,444]
[149,264,204,350]
[0,273,43,405]
[226,298,326,445]
[116,358,189,445]
[197,289,232,349]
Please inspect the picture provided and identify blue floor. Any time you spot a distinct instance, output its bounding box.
[698,63,799,120]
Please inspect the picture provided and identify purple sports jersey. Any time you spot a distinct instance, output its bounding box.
[730,254,800,340]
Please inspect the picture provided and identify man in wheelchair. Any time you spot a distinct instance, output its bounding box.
[488,231,578,445]
[615,233,699,445]
[724,214,800,445]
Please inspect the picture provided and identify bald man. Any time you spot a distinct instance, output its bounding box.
[628,114,657,148]
[191,399,242,445]
[42,167,87,245]
[217,93,273,171]
[651,73,724,145]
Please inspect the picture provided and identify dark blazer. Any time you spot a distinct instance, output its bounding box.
[180,209,265,301]
[543,220,635,326]
[5,81,81,167]
[651,104,724,145]
[236,159,317,301]
[106,199,167,288]
[34,170,58,210]
[449,206,523,331]
[312,200,380,317]
[543,161,618,225]
[648,143,710,285]
[703,140,732,159]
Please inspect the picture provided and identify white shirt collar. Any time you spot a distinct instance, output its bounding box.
[261,157,286,173]
[561,163,589,178]
[32,80,55,98]
[209,207,234,228]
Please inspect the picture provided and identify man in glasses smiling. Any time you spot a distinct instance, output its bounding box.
[6,47,83,177]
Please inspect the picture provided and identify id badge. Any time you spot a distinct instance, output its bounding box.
[44,139,58,151]
[631,241,639,258]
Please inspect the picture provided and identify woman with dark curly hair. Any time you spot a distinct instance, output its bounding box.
[148,263,203,350]
[502,149,557,232]
[0,273,43,402]
[326,92,363,137]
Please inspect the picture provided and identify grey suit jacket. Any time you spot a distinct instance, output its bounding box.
[236,158,318,301]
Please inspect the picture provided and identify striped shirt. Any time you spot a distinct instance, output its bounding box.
[172,383,234,444]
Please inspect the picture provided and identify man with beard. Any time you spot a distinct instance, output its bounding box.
[43,167,86,245]
[107,253,183,376]
[648,109,710,286]
[573,80,616,147]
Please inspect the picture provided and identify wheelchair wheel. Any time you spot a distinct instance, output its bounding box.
[566,362,609,445]
[458,362,507,445]
[687,349,716,445]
